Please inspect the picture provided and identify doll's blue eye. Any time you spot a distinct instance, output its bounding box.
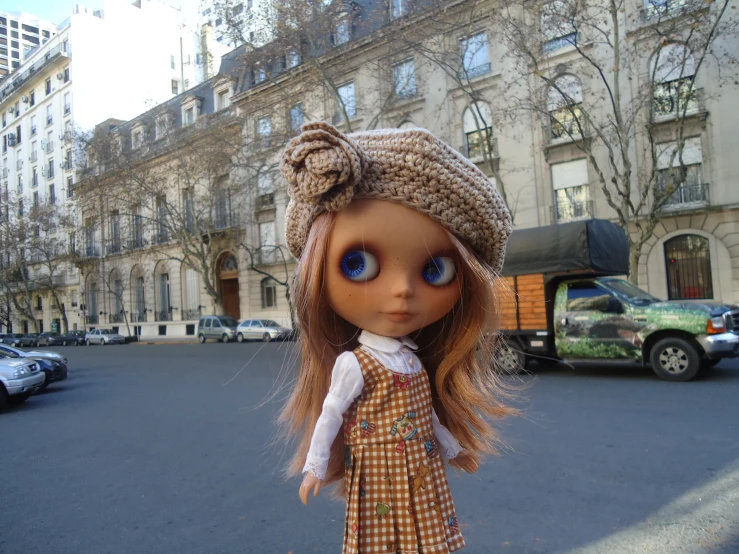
[422,257,456,286]
[340,251,380,281]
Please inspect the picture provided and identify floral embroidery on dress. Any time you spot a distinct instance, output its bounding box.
[448,516,460,535]
[393,373,410,389]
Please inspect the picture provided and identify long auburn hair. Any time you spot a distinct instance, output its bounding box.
[278,209,516,497]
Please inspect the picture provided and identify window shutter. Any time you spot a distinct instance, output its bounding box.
[551,159,588,190]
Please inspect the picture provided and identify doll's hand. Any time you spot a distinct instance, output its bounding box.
[449,450,479,473]
[299,473,323,504]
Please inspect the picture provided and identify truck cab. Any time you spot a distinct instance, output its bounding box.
[499,220,739,381]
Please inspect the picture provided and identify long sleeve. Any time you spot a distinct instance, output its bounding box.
[432,409,463,461]
[303,352,364,480]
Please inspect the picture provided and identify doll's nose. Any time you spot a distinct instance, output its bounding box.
[391,273,415,298]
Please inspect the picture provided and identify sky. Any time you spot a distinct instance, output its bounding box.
[0,0,203,27]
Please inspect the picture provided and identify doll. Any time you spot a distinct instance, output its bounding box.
[279,122,513,553]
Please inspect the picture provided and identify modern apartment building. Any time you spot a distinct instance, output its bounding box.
[0,0,207,334]
[0,11,56,77]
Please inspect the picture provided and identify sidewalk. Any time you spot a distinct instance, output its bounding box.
[130,337,200,345]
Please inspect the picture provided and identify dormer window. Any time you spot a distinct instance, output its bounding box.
[131,125,145,149]
[214,80,233,111]
[181,95,203,126]
[333,16,350,45]
[285,50,300,69]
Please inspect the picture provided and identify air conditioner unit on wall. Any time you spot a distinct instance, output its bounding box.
[21,95,28,103]
[56,72,63,80]
[8,106,14,113]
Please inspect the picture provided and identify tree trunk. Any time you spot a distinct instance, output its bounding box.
[628,248,640,285]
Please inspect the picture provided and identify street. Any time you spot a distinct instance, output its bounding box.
[1,343,738,554]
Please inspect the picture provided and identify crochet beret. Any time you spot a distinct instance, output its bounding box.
[280,122,512,272]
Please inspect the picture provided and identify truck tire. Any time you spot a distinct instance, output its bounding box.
[649,337,701,382]
[496,340,526,375]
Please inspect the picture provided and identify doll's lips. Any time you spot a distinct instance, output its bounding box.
[383,312,417,322]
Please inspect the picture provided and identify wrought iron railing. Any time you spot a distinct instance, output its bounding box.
[659,183,709,208]
[182,308,201,321]
[131,312,147,323]
[110,313,125,323]
[156,310,172,322]
[553,200,593,222]
[86,315,99,325]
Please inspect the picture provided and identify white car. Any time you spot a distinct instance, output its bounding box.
[0,357,44,410]
[85,329,126,345]
[235,319,292,343]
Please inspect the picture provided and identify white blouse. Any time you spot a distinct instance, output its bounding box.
[303,330,463,480]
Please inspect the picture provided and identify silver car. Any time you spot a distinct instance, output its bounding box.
[235,319,292,343]
[0,343,68,366]
[0,357,44,410]
[197,316,239,343]
[85,329,126,345]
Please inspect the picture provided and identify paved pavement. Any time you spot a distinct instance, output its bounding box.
[1,343,738,554]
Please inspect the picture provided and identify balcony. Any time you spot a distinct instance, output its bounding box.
[458,63,491,80]
[86,315,99,325]
[653,81,701,121]
[131,312,147,323]
[153,230,169,244]
[62,159,73,171]
[213,212,233,230]
[659,183,709,210]
[156,310,172,322]
[107,239,122,255]
[182,308,201,321]
[83,244,100,257]
[552,200,593,222]
[130,236,146,250]
[110,312,125,323]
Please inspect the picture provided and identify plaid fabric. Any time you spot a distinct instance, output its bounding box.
[343,347,465,554]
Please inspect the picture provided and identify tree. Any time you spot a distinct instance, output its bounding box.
[491,0,737,280]
[0,192,77,332]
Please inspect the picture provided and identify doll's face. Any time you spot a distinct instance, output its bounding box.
[325,199,463,338]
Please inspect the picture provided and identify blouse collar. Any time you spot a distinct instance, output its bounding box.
[359,329,418,353]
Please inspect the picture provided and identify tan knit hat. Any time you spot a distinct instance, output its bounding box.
[280,122,512,272]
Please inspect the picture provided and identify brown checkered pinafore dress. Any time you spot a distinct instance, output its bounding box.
[342,347,465,554]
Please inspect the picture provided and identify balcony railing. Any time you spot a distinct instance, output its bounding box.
[130,236,146,250]
[653,80,699,119]
[131,312,147,323]
[108,239,122,254]
[214,212,233,230]
[83,244,100,257]
[659,183,709,209]
[45,140,54,153]
[458,62,491,80]
[156,310,172,322]
[182,308,201,321]
[110,313,125,323]
[552,200,593,222]
[86,315,99,325]
[30,151,38,162]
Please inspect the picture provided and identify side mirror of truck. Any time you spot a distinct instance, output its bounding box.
[606,297,624,314]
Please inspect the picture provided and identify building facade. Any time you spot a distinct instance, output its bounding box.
[5,0,738,336]
[0,0,207,334]
[0,11,56,77]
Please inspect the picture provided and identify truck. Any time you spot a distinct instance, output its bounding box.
[497,219,739,381]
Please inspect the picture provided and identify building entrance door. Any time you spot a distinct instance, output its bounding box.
[221,279,240,320]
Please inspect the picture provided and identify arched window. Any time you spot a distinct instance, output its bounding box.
[109,269,124,323]
[462,103,493,160]
[261,277,278,309]
[547,75,583,139]
[183,266,201,320]
[87,280,98,324]
[651,44,697,117]
[133,275,146,322]
[664,234,713,300]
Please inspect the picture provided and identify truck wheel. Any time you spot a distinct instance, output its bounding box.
[198,334,206,344]
[497,340,526,375]
[649,337,701,381]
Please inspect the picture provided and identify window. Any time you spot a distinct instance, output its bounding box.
[171,80,179,94]
[64,66,69,82]
[651,44,697,118]
[184,107,194,126]
[392,59,417,99]
[542,1,577,53]
[286,50,300,69]
[33,190,38,207]
[64,92,70,114]
[214,181,231,228]
[391,0,408,18]
[31,140,37,161]
[656,138,706,207]
[16,173,22,193]
[45,78,51,95]
[217,90,230,110]
[259,221,277,264]
[132,129,143,149]
[32,166,38,187]
[261,277,277,308]
[156,195,168,243]
[256,116,271,147]
[155,116,170,139]
[135,276,146,317]
[132,204,144,247]
[566,282,612,312]
[30,115,36,135]
[552,159,590,221]
[29,90,35,106]
[66,176,74,198]
[336,82,356,120]
[170,55,175,70]
[547,75,583,140]
[36,295,42,311]
[333,16,350,45]
[289,104,304,132]
[71,290,78,307]
[64,149,72,170]
[462,103,494,160]
[15,124,20,144]
[255,66,266,84]
[48,158,54,179]
[665,235,713,299]
[460,32,490,78]
[184,267,200,319]
[49,183,55,204]
[84,219,96,256]
[257,172,274,207]
[110,210,121,253]
[46,104,52,125]
[158,273,171,320]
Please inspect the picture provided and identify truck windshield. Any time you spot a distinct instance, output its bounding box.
[601,279,660,305]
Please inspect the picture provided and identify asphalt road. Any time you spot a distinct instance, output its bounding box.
[1,343,738,554]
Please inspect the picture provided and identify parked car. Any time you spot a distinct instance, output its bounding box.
[60,330,86,346]
[0,343,68,367]
[17,333,40,347]
[0,348,66,391]
[236,319,292,343]
[497,219,739,381]
[2,333,25,346]
[37,332,65,347]
[0,357,44,410]
[197,315,239,343]
[85,329,126,345]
